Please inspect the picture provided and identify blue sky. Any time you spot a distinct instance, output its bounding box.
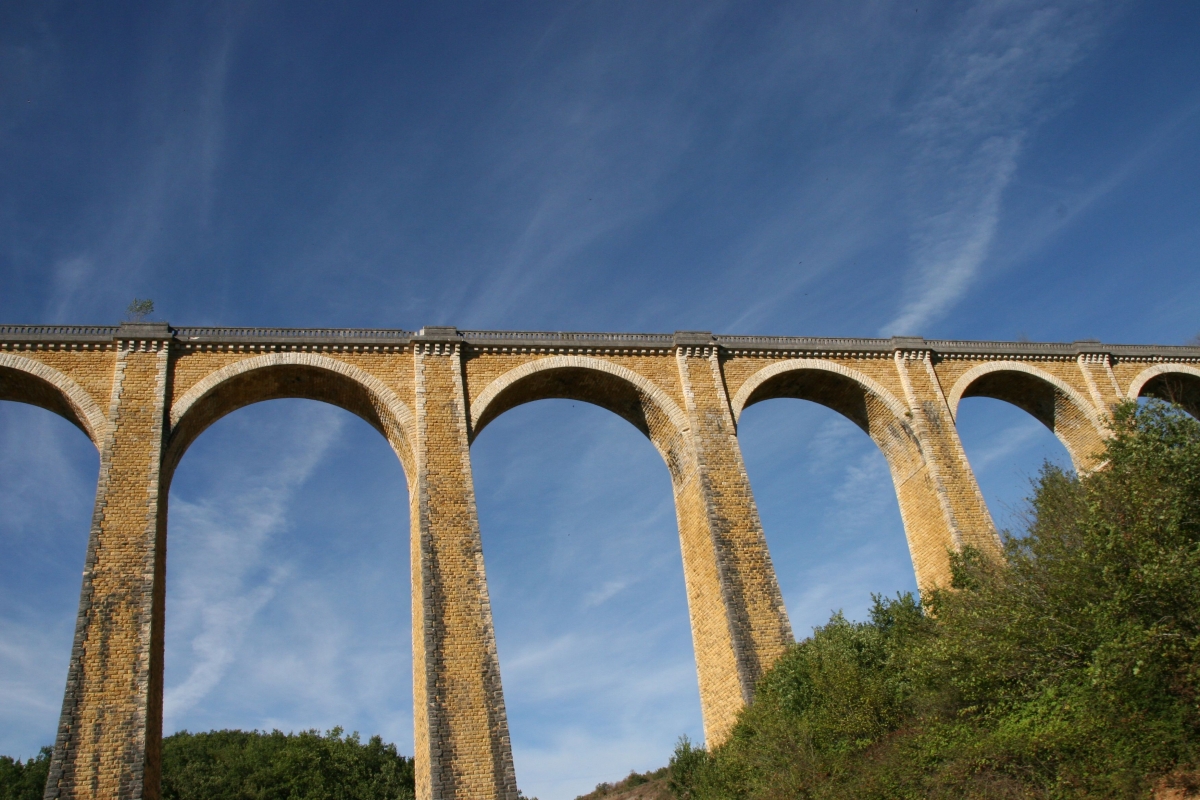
[2,1,1199,797]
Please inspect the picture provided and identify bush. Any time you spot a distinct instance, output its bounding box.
[673,401,1200,800]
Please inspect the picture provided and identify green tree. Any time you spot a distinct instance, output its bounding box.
[161,728,415,800]
[674,401,1200,799]
[0,748,52,800]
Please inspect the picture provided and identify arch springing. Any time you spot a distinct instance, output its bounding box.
[0,353,107,448]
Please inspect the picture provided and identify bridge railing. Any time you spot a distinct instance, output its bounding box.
[173,327,415,341]
[460,330,675,346]
[0,325,120,338]
[0,324,1196,361]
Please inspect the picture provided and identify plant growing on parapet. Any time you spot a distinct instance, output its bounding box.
[124,297,154,322]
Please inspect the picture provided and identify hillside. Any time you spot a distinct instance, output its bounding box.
[572,768,672,800]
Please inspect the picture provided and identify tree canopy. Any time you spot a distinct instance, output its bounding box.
[1,729,414,800]
[162,728,415,800]
[670,401,1200,799]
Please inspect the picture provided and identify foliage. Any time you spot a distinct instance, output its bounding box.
[668,736,708,799]
[161,728,414,800]
[0,748,51,800]
[124,297,154,322]
[671,401,1200,799]
[576,765,670,799]
[3,730,414,800]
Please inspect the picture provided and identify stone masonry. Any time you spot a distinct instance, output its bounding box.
[0,323,1197,800]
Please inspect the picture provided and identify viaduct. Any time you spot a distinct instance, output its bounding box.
[1,322,1198,800]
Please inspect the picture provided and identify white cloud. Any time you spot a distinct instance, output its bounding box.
[962,418,1046,471]
[883,0,1113,335]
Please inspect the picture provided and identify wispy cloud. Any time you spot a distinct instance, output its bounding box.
[583,579,630,608]
[993,90,1200,273]
[164,405,344,727]
[883,1,1113,335]
[961,417,1046,472]
[0,618,76,753]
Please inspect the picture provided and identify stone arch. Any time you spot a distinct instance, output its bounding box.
[946,361,1104,470]
[469,355,692,481]
[731,359,919,455]
[1127,364,1200,419]
[165,353,417,487]
[0,352,107,448]
[730,358,927,494]
[730,359,910,426]
[728,358,967,590]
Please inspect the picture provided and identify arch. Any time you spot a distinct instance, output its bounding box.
[165,353,417,486]
[1127,364,1200,419]
[730,359,910,427]
[0,353,107,448]
[728,357,986,593]
[946,361,1104,469]
[730,359,924,479]
[469,355,691,477]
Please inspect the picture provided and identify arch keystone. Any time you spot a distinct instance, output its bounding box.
[730,358,910,425]
[469,354,689,439]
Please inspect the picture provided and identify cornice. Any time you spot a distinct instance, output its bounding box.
[0,324,1196,362]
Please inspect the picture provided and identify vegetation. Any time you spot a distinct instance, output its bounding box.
[0,748,51,800]
[575,766,670,799]
[161,728,414,800]
[1,729,414,800]
[669,401,1200,799]
[124,297,155,322]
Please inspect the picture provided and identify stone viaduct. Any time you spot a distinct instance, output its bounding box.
[1,322,1198,800]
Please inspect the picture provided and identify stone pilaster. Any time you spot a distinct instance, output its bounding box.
[892,345,1000,586]
[1075,345,1124,416]
[673,333,793,746]
[411,330,517,800]
[46,325,172,800]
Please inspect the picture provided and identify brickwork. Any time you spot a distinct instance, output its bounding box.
[0,325,1196,800]
[1122,362,1200,421]
[674,341,792,742]
[938,357,1106,470]
[42,336,170,800]
[0,351,112,445]
[411,338,517,800]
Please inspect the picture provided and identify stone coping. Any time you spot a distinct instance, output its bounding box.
[0,324,1197,360]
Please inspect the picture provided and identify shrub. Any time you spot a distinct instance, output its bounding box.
[673,401,1200,800]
